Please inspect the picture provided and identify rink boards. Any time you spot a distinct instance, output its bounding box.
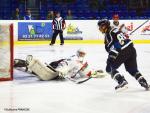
[1,20,150,45]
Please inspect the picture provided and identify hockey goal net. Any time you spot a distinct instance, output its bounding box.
[0,24,13,81]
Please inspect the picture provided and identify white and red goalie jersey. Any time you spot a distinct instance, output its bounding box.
[55,55,90,78]
[55,55,105,79]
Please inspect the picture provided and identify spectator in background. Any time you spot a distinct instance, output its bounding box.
[41,0,47,4]
[24,9,32,20]
[89,0,99,10]
[52,0,62,4]
[47,10,54,20]
[63,0,76,3]
[52,0,76,4]
[121,0,128,7]
[66,10,73,20]
[135,0,144,16]
[110,0,119,4]
[98,0,106,11]
[50,12,66,46]
[145,0,149,9]
[13,8,20,20]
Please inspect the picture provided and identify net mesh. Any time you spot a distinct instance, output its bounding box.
[0,24,12,80]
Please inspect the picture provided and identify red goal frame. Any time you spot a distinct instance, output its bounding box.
[0,24,13,81]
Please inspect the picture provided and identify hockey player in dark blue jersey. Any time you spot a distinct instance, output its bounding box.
[97,19,149,90]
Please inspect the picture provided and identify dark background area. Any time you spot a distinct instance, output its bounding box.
[0,0,150,20]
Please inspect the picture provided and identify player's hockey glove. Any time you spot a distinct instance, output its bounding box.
[91,70,106,78]
[108,50,119,60]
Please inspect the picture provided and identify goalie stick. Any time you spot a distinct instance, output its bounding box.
[129,19,149,35]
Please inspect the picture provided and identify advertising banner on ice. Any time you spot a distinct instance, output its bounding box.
[18,22,53,41]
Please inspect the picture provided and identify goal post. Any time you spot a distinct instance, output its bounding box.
[0,24,13,81]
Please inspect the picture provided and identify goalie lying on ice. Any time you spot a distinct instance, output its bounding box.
[14,55,59,80]
[14,50,107,81]
[49,49,107,79]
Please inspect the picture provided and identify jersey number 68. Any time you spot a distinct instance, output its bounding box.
[117,33,126,45]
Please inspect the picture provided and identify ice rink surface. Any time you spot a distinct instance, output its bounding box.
[0,44,150,113]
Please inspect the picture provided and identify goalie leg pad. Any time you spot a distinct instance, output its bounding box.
[28,59,59,80]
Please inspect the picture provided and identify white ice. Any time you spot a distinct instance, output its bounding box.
[0,44,150,113]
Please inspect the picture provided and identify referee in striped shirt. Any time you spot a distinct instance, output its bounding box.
[50,12,66,45]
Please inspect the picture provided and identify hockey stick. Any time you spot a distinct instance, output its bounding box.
[71,62,88,78]
[71,69,81,78]
[65,76,78,83]
[75,70,107,84]
[45,62,92,84]
[66,76,92,84]
[76,77,92,84]
[129,19,149,35]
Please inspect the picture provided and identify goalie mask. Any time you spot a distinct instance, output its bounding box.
[76,49,86,62]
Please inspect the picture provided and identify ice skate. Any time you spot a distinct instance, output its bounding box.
[138,77,150,91]
[49,43,54,46]
[113,74,128,91]
[115,80,128,91]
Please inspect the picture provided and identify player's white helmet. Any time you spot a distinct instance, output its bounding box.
[76,49,86,58]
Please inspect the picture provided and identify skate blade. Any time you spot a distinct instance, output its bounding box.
[116,86,128,92]
[145,85,150,91]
